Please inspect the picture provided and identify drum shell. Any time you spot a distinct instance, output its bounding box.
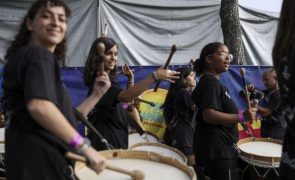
[0,128,5,179]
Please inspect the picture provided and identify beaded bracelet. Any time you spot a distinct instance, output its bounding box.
[152,71,158,81]
[70,133,84,148]
[238,110,244,122]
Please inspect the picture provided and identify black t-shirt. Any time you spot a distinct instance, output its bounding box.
[172,88,196,155]
[87,79,125,150]
[3,44,77,149]
[3,45,77,178]
[191,74,238,161]
[277,45,295,179]
[261,89,285,139]
[174,88,195,127]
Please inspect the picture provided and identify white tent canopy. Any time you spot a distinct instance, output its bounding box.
[0,0,280,67]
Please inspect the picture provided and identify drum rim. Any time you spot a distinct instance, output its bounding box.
[237,137,282,166]
[74,149,196,180]
[140,88,168,96]
[128,142,188,164]
[128,130,160,141]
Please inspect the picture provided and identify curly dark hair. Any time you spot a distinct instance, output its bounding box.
[83,37,118,87]
[4,0,71,65]
[162,67,193,125]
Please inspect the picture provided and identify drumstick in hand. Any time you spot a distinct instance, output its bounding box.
[135,98,155,107]
[96,42,105,76]
[240,68,251,109]
[240,68,255,138]
[65,152,145,180]
[154,44,177,92]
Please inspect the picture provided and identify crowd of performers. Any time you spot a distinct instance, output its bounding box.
[0,0,294,180]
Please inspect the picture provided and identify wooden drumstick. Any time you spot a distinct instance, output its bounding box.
[153,44,177,92]
[240,68,251,109]
[135,98,155,107]
[96,42,105,76]
[65,152,145,180]
[239,68,255,138]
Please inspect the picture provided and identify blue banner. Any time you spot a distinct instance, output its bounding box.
[59,65,271,109]
[0,65,272,136]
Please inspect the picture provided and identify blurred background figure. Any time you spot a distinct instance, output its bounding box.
[162,67,197,166]
[272,0,295,179]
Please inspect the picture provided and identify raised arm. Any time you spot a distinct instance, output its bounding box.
[76,72,111,117]
[118,67,179,102]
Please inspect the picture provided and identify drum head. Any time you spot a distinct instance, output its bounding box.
[129,142,187,164]
[74,150,196,180]
[128,131,159,147]
[237,137,282,167]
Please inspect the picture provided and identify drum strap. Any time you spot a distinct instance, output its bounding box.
[218,126,240,155]
[74,109,114,149]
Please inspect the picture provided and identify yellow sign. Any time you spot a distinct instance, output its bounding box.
[139,88,167,140]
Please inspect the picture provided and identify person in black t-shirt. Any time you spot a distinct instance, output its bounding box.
[83,37,180,150]
[272,0,295,179]
[2,1,111,179]
[162,67,197,166]
[191,42,257,180]
[255,69,285,140]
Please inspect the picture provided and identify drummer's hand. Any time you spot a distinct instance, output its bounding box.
[82,147,106,174]
[250,99,259,120]
[251,99,259,112]
[122,64,134,80]
[92,72,111,98]
[154,67,180,83]
[246,84,255,93]
[242,101,258,122]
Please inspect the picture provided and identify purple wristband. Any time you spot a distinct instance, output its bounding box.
[122,103,129,110]
[238,110,244,122]
[70,133,84,148]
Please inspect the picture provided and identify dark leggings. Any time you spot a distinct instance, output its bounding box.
[203,159,241,180]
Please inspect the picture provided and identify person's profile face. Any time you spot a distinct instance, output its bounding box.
[209,45,231,74]
[26,5,67,52]
[185,71,196,88]
[263,72,277,89]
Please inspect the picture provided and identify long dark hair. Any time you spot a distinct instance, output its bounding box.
[272,0,295,71]
[193,42,224,75]
[162,67,193,124]
[4,0,71,65]
[83,37,118,87]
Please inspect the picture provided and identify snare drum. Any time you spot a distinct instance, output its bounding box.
[128,131,159,147]
[74,150,196,180]
[129,142,187,164]
[237,137,282,168]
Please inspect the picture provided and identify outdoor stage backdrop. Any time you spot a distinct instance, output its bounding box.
[0,65,272,140]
